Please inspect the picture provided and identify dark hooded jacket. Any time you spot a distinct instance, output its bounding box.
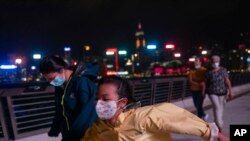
[48,63,98,141]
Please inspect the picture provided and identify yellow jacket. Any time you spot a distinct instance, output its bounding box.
[81,103,218,141]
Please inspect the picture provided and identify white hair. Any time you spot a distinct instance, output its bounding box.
[212,55,220,61]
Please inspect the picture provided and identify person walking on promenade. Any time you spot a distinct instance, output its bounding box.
[203,55,234,133]
[81,75,229,141]
[39,55,98,141]
[188,56,208,120]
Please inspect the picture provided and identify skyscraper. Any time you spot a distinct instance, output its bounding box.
[134,22,148,75]
[64,46,71,63]
[135,23,146,50]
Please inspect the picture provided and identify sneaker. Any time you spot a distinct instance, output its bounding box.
[202,114,209,121]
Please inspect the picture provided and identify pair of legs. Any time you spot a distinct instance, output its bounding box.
[208,94,226,132]
[192,91,206,119]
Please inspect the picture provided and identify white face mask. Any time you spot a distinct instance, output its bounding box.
[212,62,220,69]
[194,64,201,69]
[95,99,121,120]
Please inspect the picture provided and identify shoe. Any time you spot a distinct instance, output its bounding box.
[202,114,209,121]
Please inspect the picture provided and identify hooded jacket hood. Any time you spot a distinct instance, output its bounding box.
[72,62,98,81]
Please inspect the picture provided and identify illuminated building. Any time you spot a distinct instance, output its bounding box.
[64,46,71,63]
[134,23,148,74]
[135,23,146,50]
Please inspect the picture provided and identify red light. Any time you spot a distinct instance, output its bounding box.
[106,71,117,76]
[181,67,187,73]
[203,57,208,62]
[154,67,164,74]
[166,44,175,49]
[165,68,174,74]
[106,48,118,52]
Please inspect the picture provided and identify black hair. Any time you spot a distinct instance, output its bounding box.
[97,76,136,104]
[39,55,70,74]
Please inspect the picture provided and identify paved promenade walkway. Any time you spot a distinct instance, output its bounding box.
[172,91,250,140]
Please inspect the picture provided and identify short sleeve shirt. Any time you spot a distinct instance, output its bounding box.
[188,67,207,91]
[205,67,229,96]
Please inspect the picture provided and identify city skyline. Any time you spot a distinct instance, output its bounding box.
[0,0,249,63]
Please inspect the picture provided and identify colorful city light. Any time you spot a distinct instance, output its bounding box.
[147,45,157,49]
[118,50,127,55]
[106,48,119,71]
[15,58,22,64]
[174,53,181,58]
[64,47,71,51]
[106,51,115,55]
[84,45,91,51]
[33,54,41,59]
[189,58,195,62]
[201,50,207,55]
[0,65,17,69]
[31,66,36,70]
[165,44,175,49]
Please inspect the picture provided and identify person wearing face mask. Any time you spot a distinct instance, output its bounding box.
[188,57,208,120]
[39,55,98,141]
[203,55,234,133]
[81,76,230,141]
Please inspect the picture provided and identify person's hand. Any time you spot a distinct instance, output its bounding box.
[200,82,206,98]
[48,129,59,137]
[228,90,234,100]
[218,132,229,141]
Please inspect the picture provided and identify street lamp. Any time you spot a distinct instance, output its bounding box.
[84,45,91,51]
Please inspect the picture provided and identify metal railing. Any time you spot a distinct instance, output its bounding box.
[0,97,9,141]
[0,83,55,140]
[0,72,249,140]
[130,76,191,106]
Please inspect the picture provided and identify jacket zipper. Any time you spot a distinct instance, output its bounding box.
[61,77,72,130]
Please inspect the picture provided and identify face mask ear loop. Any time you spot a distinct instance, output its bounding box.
[122,101,141,112]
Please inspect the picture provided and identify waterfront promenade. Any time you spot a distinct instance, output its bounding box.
[15,84,250,141]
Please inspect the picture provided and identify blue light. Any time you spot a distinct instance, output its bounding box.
[147,45,157,49]
[0,65,17,69]
[247,57,250,62]
[118,50,127,55]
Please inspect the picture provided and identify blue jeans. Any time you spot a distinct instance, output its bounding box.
[192,91,206,118]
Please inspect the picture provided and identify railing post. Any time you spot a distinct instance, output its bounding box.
[0,96,9,141]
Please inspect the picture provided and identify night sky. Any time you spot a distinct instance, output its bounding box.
[0,0,249,63]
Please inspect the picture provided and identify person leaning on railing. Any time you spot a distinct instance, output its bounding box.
[81,75,229,141]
